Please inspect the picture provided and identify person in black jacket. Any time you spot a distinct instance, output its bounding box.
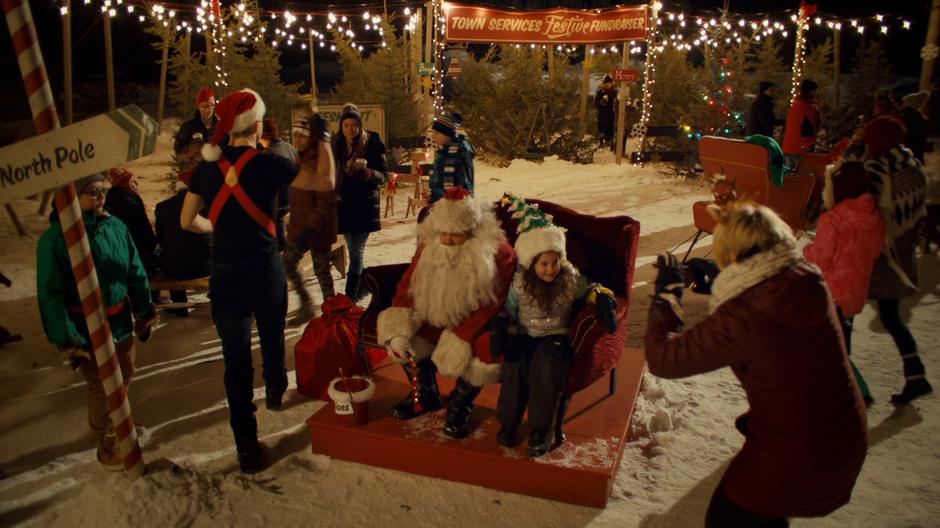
[154,171,212,317]
[331,103,387,300]
[745,81,785,137]
[594,75,618,148]
[104,167,159,301]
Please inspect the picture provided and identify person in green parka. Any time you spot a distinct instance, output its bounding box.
[36,173,157,471]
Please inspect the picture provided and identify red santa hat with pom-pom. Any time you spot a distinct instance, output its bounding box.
[201,88,266,162]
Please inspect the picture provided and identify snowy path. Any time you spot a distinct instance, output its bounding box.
[0,130,937,527]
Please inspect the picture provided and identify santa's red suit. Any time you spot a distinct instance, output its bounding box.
[377,190,516,387]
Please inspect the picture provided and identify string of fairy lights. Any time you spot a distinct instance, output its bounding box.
[60,1,918,56]
[57,0,924,125]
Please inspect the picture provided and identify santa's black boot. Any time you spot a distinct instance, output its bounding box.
[443,378,482,439]
[554,395,572,447]
[390,359,442,420]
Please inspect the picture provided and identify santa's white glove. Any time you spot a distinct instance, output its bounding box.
[387,335,412,360]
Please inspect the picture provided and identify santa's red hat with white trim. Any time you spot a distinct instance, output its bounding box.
[423,187,488,234]
[201,88,266,162]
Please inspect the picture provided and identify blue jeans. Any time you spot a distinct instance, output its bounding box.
[209,254,288,451]
[343,232,371,276]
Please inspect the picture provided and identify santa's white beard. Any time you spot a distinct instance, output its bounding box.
[409,236,500,329]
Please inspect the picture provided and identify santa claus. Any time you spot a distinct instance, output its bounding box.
[377,187,516,438]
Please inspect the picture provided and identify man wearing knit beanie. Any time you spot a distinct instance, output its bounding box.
[429,113,475,204]
[180,88,301,473]
[861,115,932,404]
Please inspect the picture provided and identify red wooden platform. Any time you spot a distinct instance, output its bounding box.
[306,347,646,508]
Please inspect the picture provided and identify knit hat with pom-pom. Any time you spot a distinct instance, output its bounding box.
[502,194,567,269]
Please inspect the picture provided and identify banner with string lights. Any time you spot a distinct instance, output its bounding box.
[442,2,648,44]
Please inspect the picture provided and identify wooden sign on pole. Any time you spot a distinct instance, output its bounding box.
[615,45,629,165]
[0,105,158,204]
[308,31,317,104]
[103,10,115,111]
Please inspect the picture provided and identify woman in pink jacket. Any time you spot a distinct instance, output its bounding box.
[803,160,885,405]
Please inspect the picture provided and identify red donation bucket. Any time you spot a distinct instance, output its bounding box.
[327,376,375,426]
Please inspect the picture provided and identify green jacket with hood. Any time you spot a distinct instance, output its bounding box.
[36,210,154,348]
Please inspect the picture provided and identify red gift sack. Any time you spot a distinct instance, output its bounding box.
[295,295,385,400]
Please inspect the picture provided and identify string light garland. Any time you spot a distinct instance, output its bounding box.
[788,2,814,105]
[633,0,662,145]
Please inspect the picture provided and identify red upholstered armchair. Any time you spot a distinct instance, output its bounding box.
[356,199,640,396]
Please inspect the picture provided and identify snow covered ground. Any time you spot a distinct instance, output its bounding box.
[0,127,937,527]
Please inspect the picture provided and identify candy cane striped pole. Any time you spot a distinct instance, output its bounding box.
[3,0,144,478]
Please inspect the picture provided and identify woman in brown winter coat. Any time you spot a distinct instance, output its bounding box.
[645,203,867,527]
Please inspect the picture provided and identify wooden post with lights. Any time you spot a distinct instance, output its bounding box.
[157,33,169,131]
[921,0,940,91]
[833,26,841,109]
[103,9,115,111]
[579,45,594,137]
[308,30,317,103]
[412,9,422,104]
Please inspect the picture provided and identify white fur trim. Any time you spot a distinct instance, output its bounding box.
[514,225,567,269]
[327,376,376,403]
[231,88,266,135]
[431,330,473,378]
[422,196,488,234]
[708,241,802,314]
[201,143,222,162]
[377,306,421,345]
[461,358,501,387]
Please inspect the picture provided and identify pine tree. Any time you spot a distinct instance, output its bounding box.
[849,40,891,106]
[803,37,835,112]
[749,38,789,117]
[330,20,422,141]
[452,45,588,164]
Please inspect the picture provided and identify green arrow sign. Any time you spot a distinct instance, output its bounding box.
[0,105,158,204]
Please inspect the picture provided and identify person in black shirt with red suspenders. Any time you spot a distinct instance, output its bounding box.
[181,89,299,474]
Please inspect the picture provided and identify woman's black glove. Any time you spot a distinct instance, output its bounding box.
[687,258,720,295]
[654,253,685,299]
[654,253,685,324]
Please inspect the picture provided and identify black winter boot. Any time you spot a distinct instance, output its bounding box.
[344,272,361,301]
[554,395,572,447]
[527,429,553,458]
[390,359,442,420]
[443,378,482,439]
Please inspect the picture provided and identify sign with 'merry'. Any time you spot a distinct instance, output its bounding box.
[0,105,157,204]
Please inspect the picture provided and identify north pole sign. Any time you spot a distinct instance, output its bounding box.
[444,2,648,44]
[0,105,157,204]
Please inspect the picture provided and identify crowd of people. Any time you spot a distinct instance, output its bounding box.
[33,77,934,527]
